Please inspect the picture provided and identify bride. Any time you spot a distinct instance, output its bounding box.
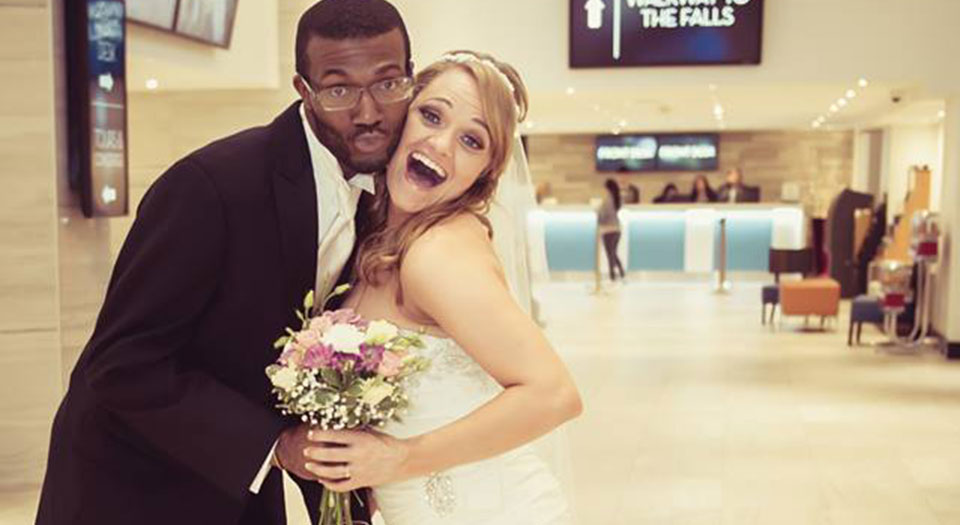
[302,50,582,525]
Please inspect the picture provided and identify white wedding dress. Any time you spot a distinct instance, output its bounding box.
[373,333,574,525]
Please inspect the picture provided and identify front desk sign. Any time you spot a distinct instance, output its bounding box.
[596,133,718,172]
[571,0,764,68]
[67,0,129,217]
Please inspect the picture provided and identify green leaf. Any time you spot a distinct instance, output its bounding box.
[320,368,342,389]
[322,283,353,308]
[273,336,290,350]
[303,290,315,311]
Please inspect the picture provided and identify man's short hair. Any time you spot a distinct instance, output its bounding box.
[295,0,412,80]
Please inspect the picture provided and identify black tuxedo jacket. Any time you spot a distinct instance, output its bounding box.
[36,102,367,525]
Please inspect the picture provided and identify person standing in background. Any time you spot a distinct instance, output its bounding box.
[599,179,626,282]
[689,174,717,203]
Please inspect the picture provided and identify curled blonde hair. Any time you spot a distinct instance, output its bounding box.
[355,50,529,293]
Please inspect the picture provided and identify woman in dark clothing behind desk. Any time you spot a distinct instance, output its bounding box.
[653,183,681,203]
[689,174,717,203]
[599,179,626,282]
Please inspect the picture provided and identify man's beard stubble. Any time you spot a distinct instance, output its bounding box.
[307,107,405,175]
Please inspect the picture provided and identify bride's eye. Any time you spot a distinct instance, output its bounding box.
[460,133,484,151]
[418,106,441,125]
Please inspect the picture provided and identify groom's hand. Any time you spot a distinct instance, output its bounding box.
[275,424,320,480]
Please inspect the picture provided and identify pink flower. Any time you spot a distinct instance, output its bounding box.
[295,328,322,350]
[309,316,333,334]
[377,350,403,377]
[302,344,335,369]
[323,308,363,326]
[279,342,302,367]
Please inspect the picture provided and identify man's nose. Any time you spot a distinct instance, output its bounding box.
[352,90,384,127]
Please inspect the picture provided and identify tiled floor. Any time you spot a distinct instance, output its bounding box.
[545,281,960,525]
[3,281,960,524]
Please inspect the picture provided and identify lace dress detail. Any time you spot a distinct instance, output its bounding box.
[373,334,573,525]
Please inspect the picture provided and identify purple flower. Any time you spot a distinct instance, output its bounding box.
[302,343,335,369]
[357,344,385,373]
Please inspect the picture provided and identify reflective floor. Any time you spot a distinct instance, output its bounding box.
[3,281,960,525]
[549,280,960,525]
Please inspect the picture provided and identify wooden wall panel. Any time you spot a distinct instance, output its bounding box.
[0,3,61,490]
[527,131,855,217]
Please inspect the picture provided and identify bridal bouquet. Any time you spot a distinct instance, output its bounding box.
[266,287,429,525]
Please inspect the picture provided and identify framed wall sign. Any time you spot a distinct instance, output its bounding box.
[571,0,763,68]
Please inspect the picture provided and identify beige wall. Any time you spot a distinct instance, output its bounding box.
[0,1,63,490]
[527,131,854,216]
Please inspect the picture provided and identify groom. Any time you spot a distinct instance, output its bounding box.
[35,1,412,524]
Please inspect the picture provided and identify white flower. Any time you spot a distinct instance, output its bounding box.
[269,366,299,392]
[360,379,395,407]
[321,323,366,354]
[365,320,398,345]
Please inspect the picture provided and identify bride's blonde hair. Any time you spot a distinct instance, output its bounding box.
[355,50,529,291]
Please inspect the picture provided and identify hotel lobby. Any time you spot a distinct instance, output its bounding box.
[2,1,960,524]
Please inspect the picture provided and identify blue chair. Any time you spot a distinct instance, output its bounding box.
[761,285,779,325]
[848,295,883,345]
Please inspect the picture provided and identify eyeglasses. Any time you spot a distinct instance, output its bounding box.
[300,75,414,112]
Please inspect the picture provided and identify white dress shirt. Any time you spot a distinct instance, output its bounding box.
[249,105,376,494]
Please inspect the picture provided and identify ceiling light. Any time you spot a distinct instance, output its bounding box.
[592,104,601,112]
[524,120,535,130]
[708,83,717,92]
[938,110,947,119]
[830,104,838,113]
[145,78,159,90]
[618,119,628,128]
[812,121,821,128]
[565,87,576,96]
[858,78,869,88]
[837,98,847,107]
[846,89,857,99]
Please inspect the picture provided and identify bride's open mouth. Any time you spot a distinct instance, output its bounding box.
[405,151,448,189]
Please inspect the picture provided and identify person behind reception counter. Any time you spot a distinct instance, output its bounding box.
[624,183,641,204]
[717,168,745,202]
[653,182,681,203]
[716,167,760,203]
[599,179,626,282]
[688,174,717,203]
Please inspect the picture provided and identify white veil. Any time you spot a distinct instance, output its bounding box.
[487,135,579,522]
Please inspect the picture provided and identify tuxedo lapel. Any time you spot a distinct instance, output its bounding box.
[270,103,318,307]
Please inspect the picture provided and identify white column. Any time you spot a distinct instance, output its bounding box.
[933,96,960,343]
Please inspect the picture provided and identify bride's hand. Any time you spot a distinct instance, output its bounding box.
[304,429,412,492]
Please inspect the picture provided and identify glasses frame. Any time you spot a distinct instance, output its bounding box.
[299,74,414,112]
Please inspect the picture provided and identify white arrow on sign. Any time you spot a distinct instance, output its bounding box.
[585,0,606,29]
[98,73,114,92]
[101,184,117,204]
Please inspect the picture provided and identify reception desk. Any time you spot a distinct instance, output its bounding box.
[529,203,807,275]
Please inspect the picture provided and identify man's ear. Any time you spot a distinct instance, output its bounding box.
[293,75,308,99]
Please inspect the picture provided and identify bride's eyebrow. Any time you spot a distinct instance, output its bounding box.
[423,97,453,108]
